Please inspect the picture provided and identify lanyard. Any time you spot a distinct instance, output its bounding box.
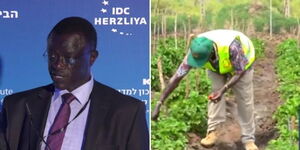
[46,98,91,137]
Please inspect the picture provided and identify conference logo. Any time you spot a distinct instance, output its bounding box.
[94,0,148,35]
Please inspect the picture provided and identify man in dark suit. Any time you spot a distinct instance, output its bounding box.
[0,17,149,150]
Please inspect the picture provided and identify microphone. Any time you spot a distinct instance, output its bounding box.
[25,103,52,150]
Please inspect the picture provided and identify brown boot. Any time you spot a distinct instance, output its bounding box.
[244,141,259,150]
[200,131,217,148]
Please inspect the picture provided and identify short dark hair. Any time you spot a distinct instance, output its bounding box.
[48,17,97,50]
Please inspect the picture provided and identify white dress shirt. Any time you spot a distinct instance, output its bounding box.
[41,77,94,150]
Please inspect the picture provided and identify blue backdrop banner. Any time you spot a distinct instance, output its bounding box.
[0,0,150,124]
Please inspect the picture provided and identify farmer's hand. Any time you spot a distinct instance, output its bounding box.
[208,89,224,103]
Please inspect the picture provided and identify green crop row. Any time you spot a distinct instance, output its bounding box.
[266,39,300,150]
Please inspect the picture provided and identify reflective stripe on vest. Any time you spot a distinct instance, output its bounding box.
[198,30,255,74]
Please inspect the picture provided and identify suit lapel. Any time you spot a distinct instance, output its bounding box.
[82,82,110,150]
[26,85,53,150]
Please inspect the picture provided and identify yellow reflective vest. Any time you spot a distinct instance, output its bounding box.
[198,30,255,74]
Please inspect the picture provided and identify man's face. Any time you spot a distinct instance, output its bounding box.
[47,32,97,91]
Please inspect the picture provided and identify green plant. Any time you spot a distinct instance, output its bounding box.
[266,39,300,149]
[251,38,265,58]
[151,117,189,150]
[151,37,186,91]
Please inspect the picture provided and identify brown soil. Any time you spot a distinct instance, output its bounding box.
[186,34,290,150]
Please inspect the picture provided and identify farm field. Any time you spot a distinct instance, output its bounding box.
[150,1,299,149]
[151,33,299,150]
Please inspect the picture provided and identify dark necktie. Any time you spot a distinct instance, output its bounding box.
[46,93,76,150]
